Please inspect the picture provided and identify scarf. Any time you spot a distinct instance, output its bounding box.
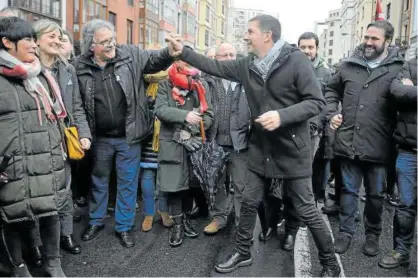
[144,70,168,152]
[168,65,208,114]
[253,39,285,80]
[0,50,67,125]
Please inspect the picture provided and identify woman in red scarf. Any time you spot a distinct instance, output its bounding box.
[155,60,214,247]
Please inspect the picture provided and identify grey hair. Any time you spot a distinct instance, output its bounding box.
[0,7,20,17]
[81,19,115,55]
[216,42,235,54]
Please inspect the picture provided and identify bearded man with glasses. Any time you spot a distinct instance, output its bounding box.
[72,19,181,248]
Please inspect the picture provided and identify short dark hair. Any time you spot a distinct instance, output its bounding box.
[298,32,319,47]
[62,30,74,45]
[0,17,36,50]
[249,14,281,43]
[367,20,394,42]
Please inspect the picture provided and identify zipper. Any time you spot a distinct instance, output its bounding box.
[102,70,116,128]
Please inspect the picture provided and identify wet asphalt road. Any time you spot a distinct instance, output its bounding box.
[41,197,416,277]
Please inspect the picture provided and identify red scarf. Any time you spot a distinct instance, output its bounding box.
[168,65,208,114]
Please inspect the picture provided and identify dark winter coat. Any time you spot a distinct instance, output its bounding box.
[180,43,325,179]
[0,66,66,223]
[155,79,214,192]
[203,74,251,152]
[390,58,417,149]
[325,47,404,164]
[72,45,174,144]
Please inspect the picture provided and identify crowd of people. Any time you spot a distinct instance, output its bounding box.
[0,5,416,278]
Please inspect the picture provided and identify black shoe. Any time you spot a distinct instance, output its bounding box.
[75,197,88,207]
[32,246,43,268]
[282,233,296,251]
[81,225,104,241]
[116,230,135,248]
[355,210,361,222]
[183,216,198,238]
[188,206,209,219]
[322,204,340,216]
[60,235,81,254]
[259,227,275,242]
[386,192,399,207]
[12,263,32,277]
[328,193,336,202]
[379,251,410,269]
[334,233,351,254]
[320,264,341,277]
[169,224,184,247]
[215,252,253,273]
[363,234,379,256]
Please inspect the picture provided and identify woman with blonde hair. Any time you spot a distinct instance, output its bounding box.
[32,19,91,256]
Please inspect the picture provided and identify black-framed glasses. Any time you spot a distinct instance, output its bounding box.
[93,36,116,48]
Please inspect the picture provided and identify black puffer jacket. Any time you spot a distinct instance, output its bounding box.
[72,45,174,144]
[0,68,66,223]
[325,47,404,164]
[390,58,417,149]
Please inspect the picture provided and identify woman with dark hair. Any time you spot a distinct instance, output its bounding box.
[33,19,91,256]
[0,17,67,277]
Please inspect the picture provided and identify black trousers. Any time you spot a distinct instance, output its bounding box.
[167,190,194,216]
[1,216,60,266]
[235,170,337,267]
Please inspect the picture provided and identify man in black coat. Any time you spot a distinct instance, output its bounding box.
[379,57,417,269]
[325,20,404,256]
[166,14,340,276]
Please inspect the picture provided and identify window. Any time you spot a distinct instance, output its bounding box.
[404,0,409,11]
[360,26,363,39]
[330,31,334,37]
[127,19,133,44]
[128,0,133,6]
[147,0,159,14]
[329,40,333,46]
[328,49,333,55]
[205,30,209,46]
[109,12,116,27]
[386,3,391,20]
[362,6,364,19]
[221,21,224,35]
[330,22,334,27]
[206,5,210,22]
[328,58,332,64]
[404,25,408,40]
[73,0,79,23]
[222,2,225,15]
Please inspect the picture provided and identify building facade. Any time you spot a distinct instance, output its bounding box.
[322,9,342,65]
[340,0,357,58]
[231,7,263,55]
[2,0,63,25]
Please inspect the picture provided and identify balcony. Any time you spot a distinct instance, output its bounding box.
[9,0,61,19]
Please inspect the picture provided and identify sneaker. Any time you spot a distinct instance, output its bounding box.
[379,251,410,269]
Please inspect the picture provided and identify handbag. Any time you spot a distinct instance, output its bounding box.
[60,113,85,160]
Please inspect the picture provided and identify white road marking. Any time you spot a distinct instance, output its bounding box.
[293,203,346,277]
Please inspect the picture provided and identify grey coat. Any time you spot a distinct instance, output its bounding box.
[0,67,66,223]
[57,61,91,140]
[155,80,214,192]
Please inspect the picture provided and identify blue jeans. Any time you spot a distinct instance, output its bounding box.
[339,158,386,236]
[141,169,168,215]
[89,137,141,232]
[393,150,417,256]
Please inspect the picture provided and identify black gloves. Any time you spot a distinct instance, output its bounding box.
[173,130,203,152]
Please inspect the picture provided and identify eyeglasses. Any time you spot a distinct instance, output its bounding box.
[93,36,116,48]
[216,53,236,58]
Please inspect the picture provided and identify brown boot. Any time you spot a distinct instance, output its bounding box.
[204,220,222,235]
[142,216,154,232]
[158,210,174,228]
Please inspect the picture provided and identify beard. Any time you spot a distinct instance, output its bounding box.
[362,43,385,60]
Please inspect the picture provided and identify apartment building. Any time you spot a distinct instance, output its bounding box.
[196,0,215,53]
[340,0,357,58]
[180,0,197,48]
[1,0,63,25]
[322,9,342,65]
[231,7,263,55]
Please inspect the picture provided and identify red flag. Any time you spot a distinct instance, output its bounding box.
[375,0,385,21]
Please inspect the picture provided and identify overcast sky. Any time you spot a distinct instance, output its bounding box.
[234,0,342,43]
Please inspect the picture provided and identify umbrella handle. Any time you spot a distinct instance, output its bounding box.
[200,120,206,143]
